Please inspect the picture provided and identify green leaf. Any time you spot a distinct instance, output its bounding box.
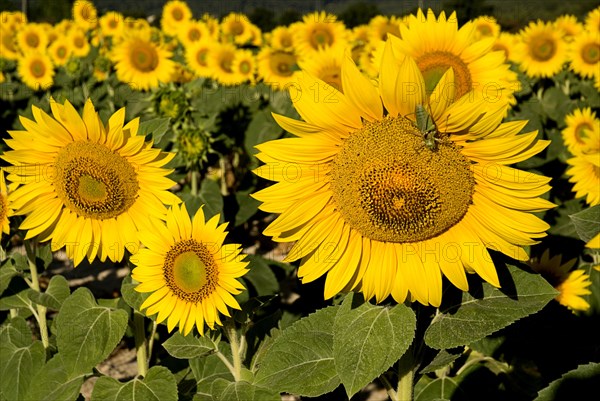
[0,339,46,401]
[424,264,558,349]
[242,255,279,296]
[56,287,128,374]
[333,293,416,397]
[414,376,460,401]
[138,117,171,143]
[27,354,87,401]
[254,305,341,397]
[28,275,70,310]
[0,288,35,311]
[419,349,464,374]
[163,332,215,359]
[0,262,18,295]
[541,86,571,123]
[190,352,234,400]
[213,380,280,401]
[0,317,32,348]
[91,366,178,401]
[533,362,600,401]
[121,274,150,312]
[234,190,260,227]
[244,108,283,156]
[181,179,223,221]
[569,205,600,243]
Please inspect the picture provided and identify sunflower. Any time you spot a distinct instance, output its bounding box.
[492,32,520,62]
[293,11,348,56]
[389,9,520,114]
[529,250,591,313]
[100,11,125,38]
[569,30,600,79]
[201,13,220,39]
[161,0,192,37]
[177,20,209,48]
[132,203,248,335]
[584,7,600,35]
[471,16,501,41]
[72,0,98,31]
[15,23,49,54]
[514,20,568,78]
[68,28,90,57]
[2,99,181,266]
[17,52,54,90]
[232,49,256,84]
[48,36,72,66]
[112,32,175,90]
[207,42,240,86]
[185,39,212,78]
[221,12,254,45]
[0,28,20,60]
[566,152,600,206]
[554,14,583,41]
[252,42,552,306]
[349,25,370,64]
[587,233,600,249]
[562,107,600,154]
[298,47,344,92]
[257,47,299,90]
[270,26,295,51]
[0,169,12,237]
[368,15,405,43]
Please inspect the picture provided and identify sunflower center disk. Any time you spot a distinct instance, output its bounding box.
[582,43,600,64]
[417,51,472,98]
[131,44,158,72]
[30,60,46,78]
[530,36,556,61]
[330,116,475,243]
[54,141,139,220]
[26,33,39,48]
[575,123,593,143]
[310,28,333,48]
[164,239,219,302]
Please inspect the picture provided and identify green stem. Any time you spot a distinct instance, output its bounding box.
[225,321,243,381]
[396,348,415,401]
[380,374,398,401]
[147,320,158,363]
[134,312,148,377]
[190,168,199,197]
[215,350,237,378]
[25,241,49,349]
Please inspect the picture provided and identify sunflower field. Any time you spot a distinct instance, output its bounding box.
[0,1,599,400]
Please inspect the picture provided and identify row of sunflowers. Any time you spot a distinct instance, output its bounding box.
[0,1,599,401]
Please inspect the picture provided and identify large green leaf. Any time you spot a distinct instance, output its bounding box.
[0,261,18,295]
[333,294,416,397]
[138,117,171,143]
[254,305,341,397]
[569,205,600,243]
[162,332,215,359]
[414,376,460,401]
[56,287,128,374]
[121,274,151,312]
[244,107,284,156]
[27,354,87,401]
[28,275,70,310]
[190,351,234,401]
[533,363,600,401]
[425,265,558,349]
[181,179,223,221]
[0,288,35,311]
[91,366,178,401]
[242,255,279,296]
[212,380,280,401]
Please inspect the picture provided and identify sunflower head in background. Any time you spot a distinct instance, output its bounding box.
[253,30,554,307]
[513,20,569,78]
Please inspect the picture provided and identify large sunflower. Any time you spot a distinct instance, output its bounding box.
[17,52,54,91]
[514,20,568,78]
[132,203,248,335]
[2,99,180,266]
[252,42,553,306]
[561,107,600,154]
[568,30,599,79]
[388,9,520,114]
[112,32,175,90]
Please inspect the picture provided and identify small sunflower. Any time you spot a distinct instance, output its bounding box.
[0,28,20,60]
[15,23,48,54]
[257,47,299,90]
[72,0,98,31]
[207,42,239,86]
[562,107,600,154]
[177,20,209,48]
[232,49,256,84]
[569,30,600,79]
[2,99,181,266]
[132,203,248,335]
[298,47,344,92]
[17,52,54,91]
[68,28,90,57]
[221,12,254,45]
[269,26,295,51]
[554,14,583,41]
[1,169,12,237]
[514,20,568,78]
[201,13,220,39]
[112,31,176,90]
[99,11,124,38]
[529,250,591,313]
[390,9,520,114]
[253,42,552,306]
[161,0,192,37]
[471,16,501,41]
[293,11,348,56]
[185,39,212,78]
[48,36,72,66]
[492,32,520,62]
[566,152,600,206]
[584,7,600,35]
[368,15,405,43]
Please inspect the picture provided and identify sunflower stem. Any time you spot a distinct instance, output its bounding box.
[225,320,243,381]
[147,320,158,363]
[133,311,148,377]
[190,168,199,197]
[25,240,49,349]
[395,347,415,401]
[380,374,398,401]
